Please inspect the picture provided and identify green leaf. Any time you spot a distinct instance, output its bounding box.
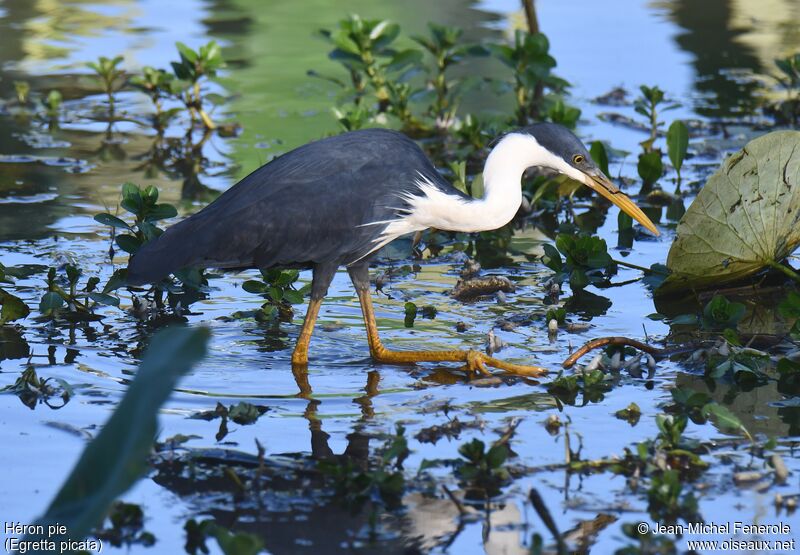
[142,185,159,204]
[211,526,263,555]
[404,301,417,327]
[115,234,142,255]
[275,270,299,287]
[39,292,64,315]
[227,402,264,425]
[88,292,120,307]
[458,438,485,462]
[282,289,304,305]
[267,286,283,302]
[176,42,199,64]
[487,44,515,68]
[241,280,267,294]
[385,49,423,72]
[637,151,663,185]
[0,291,30,323]
[589,141,610,177]
[144,204,178,222]
[120,183,144,215]
[94,213,131,230]
[541,243,562,272]
[569,268,589,290]
[485,445,508,469]
[103,269,128,293]
[65,265,81,286]
[701,403,752,440]
[702,295,745,329]
[659,131,800,294]
[25,327,209,545]
[667,120,689,174]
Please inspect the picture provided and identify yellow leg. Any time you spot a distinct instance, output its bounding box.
[355,289,546,378]
[291,298,322,365]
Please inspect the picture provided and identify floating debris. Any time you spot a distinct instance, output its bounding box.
[593,86,629,106]
[771,454,790,484]
[544,414,562,435]
[485,329,507,355]
[451,275,515,301]
[459,258,481,279]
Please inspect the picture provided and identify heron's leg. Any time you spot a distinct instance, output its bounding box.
[291,298,322,365]
[291,263,338,365]
[347,264,546,378]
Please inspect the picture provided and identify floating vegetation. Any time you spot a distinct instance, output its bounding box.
[660,131,800,294]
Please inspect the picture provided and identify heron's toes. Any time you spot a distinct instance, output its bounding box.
[464,350,492,376]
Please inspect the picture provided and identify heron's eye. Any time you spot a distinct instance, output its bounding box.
[572,154,584,165]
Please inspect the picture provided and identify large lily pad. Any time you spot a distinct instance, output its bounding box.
[659,131,800,294]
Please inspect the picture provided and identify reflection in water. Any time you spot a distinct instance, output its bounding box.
[0,0,137,84]
[659,0,800,118]
[0,325,29,360]
[152,369,541,555]
[665,0,762,118]
[674,372,800,436]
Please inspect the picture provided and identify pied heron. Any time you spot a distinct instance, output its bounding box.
[128,124,658,376]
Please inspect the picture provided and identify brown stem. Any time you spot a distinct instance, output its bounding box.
[442,485,468,517]
[768,259,800,285]
[612,258,661,274]
[521,0,540,34]
[562,336,663,369]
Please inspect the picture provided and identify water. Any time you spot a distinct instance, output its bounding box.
[0,0,799,553]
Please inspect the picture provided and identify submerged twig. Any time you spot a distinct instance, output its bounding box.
[612,258,656,274]
[442,485,468,517]
[529,488,567,555]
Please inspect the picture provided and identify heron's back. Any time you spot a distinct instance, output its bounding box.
[127,129,452,284]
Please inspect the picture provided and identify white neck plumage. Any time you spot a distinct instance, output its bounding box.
[404,132,578,233]
[366,132,583,257]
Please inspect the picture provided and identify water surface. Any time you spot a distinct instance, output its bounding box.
[0,0,798,553]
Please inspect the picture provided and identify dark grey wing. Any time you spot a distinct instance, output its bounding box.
[127,129,446,284]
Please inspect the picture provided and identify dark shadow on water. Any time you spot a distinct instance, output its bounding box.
[661,0,764,119]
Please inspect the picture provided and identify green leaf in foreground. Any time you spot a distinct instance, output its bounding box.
[666,120,688,176]
[701,403,752,441]
[589,141,610,178]
[0,290,30,323]
[658,130,800,294]
[637,150,663,186]
[26,326,209,545]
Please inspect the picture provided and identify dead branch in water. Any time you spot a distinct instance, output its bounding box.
[562,336,664,369]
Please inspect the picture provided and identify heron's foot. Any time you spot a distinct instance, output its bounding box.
[371,345,546,378]
[465,350,547,378]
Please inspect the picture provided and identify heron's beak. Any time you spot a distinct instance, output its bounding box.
[581,171,660,236]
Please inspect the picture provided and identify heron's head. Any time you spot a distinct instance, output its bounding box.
[511,123,659,236]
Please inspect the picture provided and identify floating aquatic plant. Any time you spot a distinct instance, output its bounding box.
[659,130,800,294]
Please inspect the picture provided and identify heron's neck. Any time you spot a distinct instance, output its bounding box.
[397,133,559,236]
[445,133,551,232]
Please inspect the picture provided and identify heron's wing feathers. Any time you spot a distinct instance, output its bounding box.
[127,129,441,284]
